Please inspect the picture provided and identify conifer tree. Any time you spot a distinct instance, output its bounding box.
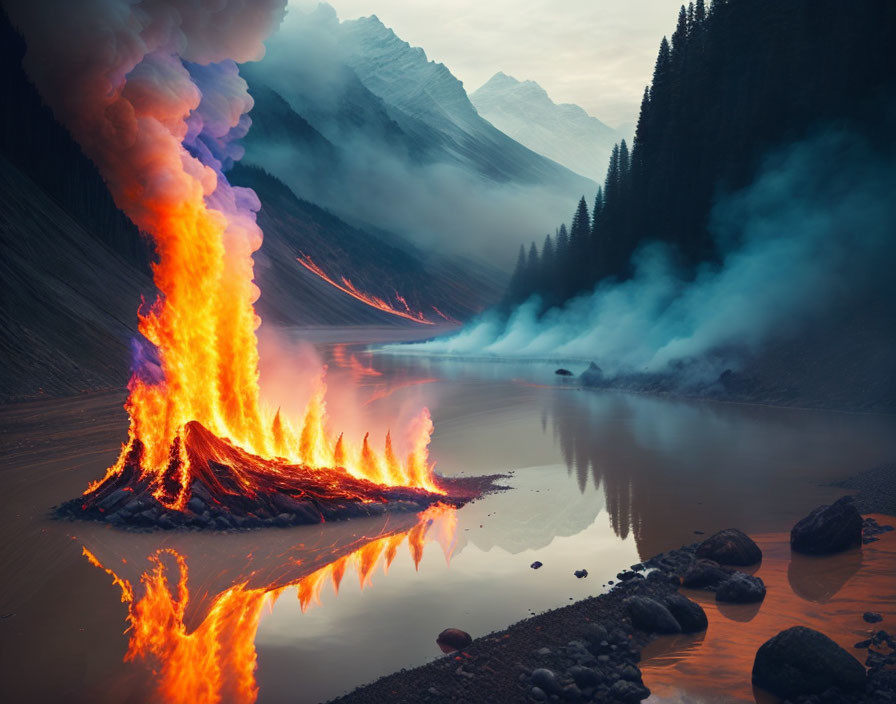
[540,234,556,305]
[671,6,689,66]
[505,244,527,305]
[525,241,540,299]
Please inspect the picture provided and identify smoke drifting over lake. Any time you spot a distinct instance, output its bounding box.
[394,131,896,382]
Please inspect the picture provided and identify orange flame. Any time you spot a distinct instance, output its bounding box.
[296,253,435,325]
[84,505,457,704]
[52,19,441,507]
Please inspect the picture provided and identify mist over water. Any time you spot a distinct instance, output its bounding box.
[393,130,896,381]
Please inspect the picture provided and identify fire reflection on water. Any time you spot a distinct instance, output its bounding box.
[81,505,457,704]
[640,523,896,703]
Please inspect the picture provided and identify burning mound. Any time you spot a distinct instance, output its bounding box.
[56,421,471,530]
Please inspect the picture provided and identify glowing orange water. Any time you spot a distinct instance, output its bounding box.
[640,522,896,702]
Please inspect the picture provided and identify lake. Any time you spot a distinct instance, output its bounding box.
[1,327,894,703]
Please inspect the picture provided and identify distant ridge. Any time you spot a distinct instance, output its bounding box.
[471,72,625,182]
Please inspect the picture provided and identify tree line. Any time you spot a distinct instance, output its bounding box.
[505,0,895,309]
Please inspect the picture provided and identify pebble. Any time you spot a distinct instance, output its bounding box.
[531,667,560,694]
[864,611,884,623]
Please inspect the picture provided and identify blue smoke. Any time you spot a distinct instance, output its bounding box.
[389,130,896,382]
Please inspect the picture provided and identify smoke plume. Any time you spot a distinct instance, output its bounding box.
[394,130,896,383]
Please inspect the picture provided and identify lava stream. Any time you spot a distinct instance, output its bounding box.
[297,253,435,325]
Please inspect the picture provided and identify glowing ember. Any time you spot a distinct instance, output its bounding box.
[82,505,457,704]
[10,0,450,521]
[297,253,435,325]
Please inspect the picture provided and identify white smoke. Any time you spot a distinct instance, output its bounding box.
[389,130,896,381]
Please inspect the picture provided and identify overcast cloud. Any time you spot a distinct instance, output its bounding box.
[290,0,683,128]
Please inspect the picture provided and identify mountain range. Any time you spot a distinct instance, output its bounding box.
[241,4,596,262]
[471,72,630,182]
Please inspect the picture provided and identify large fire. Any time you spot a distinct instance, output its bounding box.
[9,0,454,523]
[82,505,457,704]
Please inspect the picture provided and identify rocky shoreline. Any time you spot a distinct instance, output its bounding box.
[331,499,894,704]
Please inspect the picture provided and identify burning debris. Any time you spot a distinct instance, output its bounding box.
[56,420,480,530]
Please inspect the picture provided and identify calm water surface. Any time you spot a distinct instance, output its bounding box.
[1,327,894,703]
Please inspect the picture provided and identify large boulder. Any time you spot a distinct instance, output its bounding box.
[715,572,766,603]
[663,593,708,632]
[752,626,866,698]
[625,596,682,634]
[696,529,762,565]
[791,496,863,554]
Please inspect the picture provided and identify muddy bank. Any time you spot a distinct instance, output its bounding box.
[331,513,896,704]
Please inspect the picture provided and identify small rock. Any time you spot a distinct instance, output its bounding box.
[530,685,547,701]
[531,668,561,695]
[716,572,766,603]
[752,626,866,698]
[561,683,581,700]
[609,678,650,702]
[536,647,552,656]
[583,624,608,645]
[663,593,708,633]
[437,628,472,651]
[568,665,600,688]
[186,496,206,514]
[696,528,762,565]
[574,569,588,579]
[531,561,543,570]
[619,664,642,682]
[791,496,862,555]
[617,571,638,581]
[625,596,682,634]
[555,369,573,376]
[427,687,440,696]
[681,559,730,588]
[864,611,883,623]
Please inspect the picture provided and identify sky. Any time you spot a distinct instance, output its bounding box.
[293,0,684,128]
